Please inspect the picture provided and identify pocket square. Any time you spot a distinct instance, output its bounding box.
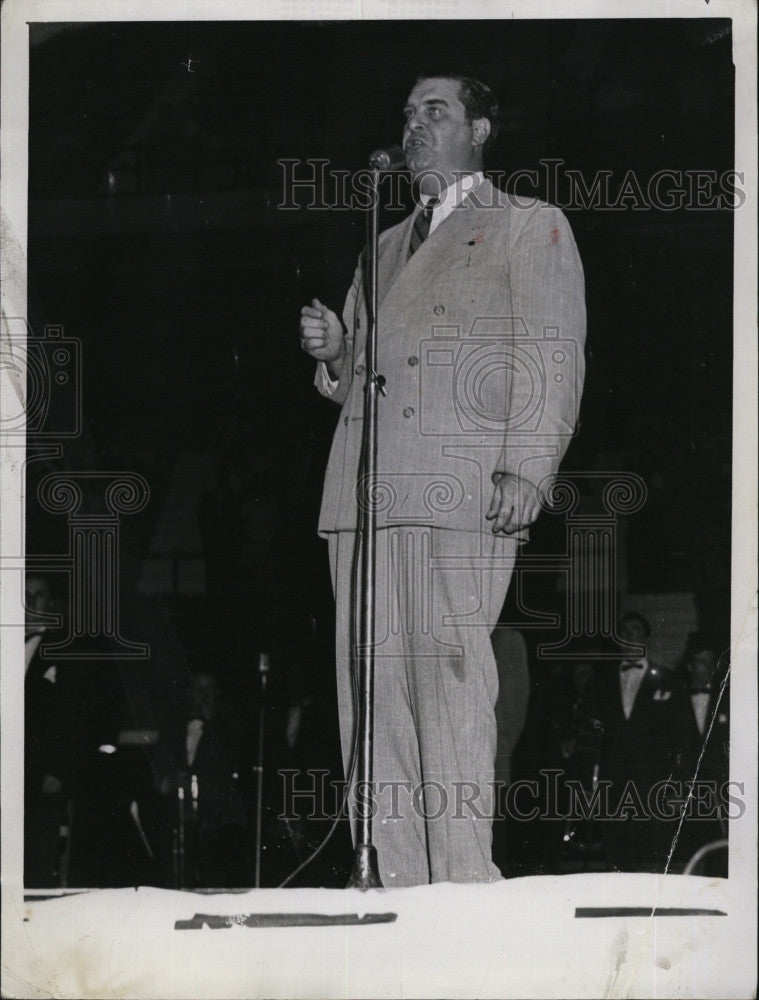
[653,689,671,701]
[42,665,57,684]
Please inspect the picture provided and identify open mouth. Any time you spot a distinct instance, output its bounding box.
[405,138,426,152]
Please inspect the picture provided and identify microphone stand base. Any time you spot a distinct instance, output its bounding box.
[346,844,383,890]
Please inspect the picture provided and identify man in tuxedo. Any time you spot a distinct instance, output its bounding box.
[680,633,729,783]
[582,612,686,872]
[24,575,66,885]
[299,75,585,885]
[671,632,729,871]
[24,575,126,885]
[153,669,251,888]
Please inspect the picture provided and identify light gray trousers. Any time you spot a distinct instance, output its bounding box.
[328,526,518,886]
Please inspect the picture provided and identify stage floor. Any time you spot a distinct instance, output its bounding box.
[2,873,753,998]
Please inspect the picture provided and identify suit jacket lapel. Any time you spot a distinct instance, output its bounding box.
[690,691,720,741]
[352,214,413,358]
[376,179,499,331]
[629,668,655,722]
[605,668,626,728]
[621,663,659,724]
[377,213,415,306]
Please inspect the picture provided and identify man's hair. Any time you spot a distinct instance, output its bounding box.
[415,74,500,155]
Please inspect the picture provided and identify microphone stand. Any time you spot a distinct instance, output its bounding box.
[155,156,400,927]
[176,786,185,888]
[254,651,270,888]
[346,161,385,890]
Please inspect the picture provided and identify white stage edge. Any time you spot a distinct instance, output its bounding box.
[1,873,754,999]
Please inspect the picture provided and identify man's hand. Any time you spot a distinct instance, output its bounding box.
[486,473,543,535]
[299,298,346,377]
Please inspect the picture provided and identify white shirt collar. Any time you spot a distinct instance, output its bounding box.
[420,171,485,229]
[619,657,649,720]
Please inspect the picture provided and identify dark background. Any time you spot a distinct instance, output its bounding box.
[24,19,734,885]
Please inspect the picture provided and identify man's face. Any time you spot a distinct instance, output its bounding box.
[190,672,218,719]
[402,78,483,192]
[687,650,717,687]
[573,662,594,691]
[25,576,51,634]
[621,617,648,649]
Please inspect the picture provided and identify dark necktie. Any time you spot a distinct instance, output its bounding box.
[408,197,440,258]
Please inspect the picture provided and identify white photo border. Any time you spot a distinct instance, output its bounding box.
[2,2,756,997]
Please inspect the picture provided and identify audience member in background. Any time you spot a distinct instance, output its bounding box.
[559,660,606,864]
[157,668,251,888]
[24,574,125,886]
[679,633,729,783]
[670,632,729,874]
[24,575,56,672]
[543,660,597,770]
[535,660,602,866]
[24,575,66,885]
[582,612,686,872]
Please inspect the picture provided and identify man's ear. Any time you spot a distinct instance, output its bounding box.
[471,117,491,148]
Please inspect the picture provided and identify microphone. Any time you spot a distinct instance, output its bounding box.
[368,145,406,171]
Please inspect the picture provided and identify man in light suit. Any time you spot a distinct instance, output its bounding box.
[300,75,585,885]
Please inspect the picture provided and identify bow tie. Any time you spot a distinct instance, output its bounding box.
[689,686,712,695]
[620,660,645,672]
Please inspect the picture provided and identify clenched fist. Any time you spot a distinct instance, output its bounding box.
[299,298,346,377]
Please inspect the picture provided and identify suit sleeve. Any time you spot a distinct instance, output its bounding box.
[313,261,361,407]
[494,204,586,498]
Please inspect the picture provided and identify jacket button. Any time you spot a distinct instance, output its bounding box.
[355,364,365,375]
[403,406,415,418]
[407,355,419,367]
[433,304,445,316]
[356,317,361,329]
[344,416,349,426]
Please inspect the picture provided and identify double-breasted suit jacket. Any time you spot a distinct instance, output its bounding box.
[317,179,586,536]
